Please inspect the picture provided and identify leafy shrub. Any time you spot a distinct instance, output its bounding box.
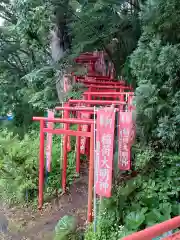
[0,128,76,205]
[0,129,39,203]
[54,215,77,240]
[85,146,180,239]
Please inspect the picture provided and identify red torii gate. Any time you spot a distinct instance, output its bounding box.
[33,117,95,222]
[33,51,135,226]
[33,49,180,239]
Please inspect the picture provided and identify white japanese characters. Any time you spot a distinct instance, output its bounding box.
[118,112,132,170]
[96,108,115,197]
[80,113,90,153]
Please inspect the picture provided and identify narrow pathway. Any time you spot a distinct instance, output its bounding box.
[1,166,88,240]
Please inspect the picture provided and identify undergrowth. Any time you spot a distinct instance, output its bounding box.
[0,127,77,205]
[84,144,180,239]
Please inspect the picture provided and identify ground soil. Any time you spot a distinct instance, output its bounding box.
[0,164,89,240]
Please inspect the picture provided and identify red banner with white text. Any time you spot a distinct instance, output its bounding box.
[80,112,91,154]
[118,112,133,170]
[63,103,71,152]
[96,107,115,198]
[46,110,54,172]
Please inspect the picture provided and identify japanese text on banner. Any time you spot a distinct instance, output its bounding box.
[46,110,54,172]
[118,112,133,170]
[63,103,71,152]
[80,112,90,154]
[96,107,115,198]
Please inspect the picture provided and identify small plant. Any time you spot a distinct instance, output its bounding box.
[0,128,77,205]
[54,215,77,240]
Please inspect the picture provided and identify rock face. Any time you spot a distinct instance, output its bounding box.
[0,213,8,233]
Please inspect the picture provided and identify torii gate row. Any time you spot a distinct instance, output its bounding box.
[33,103,122,223]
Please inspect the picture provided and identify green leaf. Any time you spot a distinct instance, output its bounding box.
[54,215,77,239]
[125,211,145,231]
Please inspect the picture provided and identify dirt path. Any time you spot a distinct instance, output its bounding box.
[0,166,88,240]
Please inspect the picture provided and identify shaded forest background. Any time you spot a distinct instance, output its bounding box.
[0,0,180,239]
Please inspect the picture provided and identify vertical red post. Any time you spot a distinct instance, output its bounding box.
[38,119,45,209]
[76,112,80,174]
[62,109,68,192]
[87,123,94,222]
[87,93,91,101]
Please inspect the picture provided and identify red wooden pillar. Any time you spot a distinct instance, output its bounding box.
[87,124,94,222]
[76,111,81,174]
[62,108,68,192]
[38,120,45,209]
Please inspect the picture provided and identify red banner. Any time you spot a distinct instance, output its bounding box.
[80,112,90,154]
[46,110,54,172]
[67,136,71,152]
[118,112,133,170]
[96,107,115,197]
[63,75,70,92]
[63,103,71,152]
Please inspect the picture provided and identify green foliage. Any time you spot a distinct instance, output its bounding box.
[0,129,39,203]
[130,0,180,150]
[85,145,180,239]
[0,127,77,204]
[54,215,77,240]
[0,0,56,135]
[70,0,141,75]
[1,0,180,239]
[64,83,88,101]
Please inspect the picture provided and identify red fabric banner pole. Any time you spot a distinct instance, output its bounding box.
[76,112,81,174]
[62,108,68,192]
[64,103,71,152]
[38,120,45,209]
[87,123,94,222]
[46,110,54,172]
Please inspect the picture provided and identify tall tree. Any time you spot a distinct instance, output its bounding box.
[70,0,142,76]
[130,0,180,150]
[0,0,58,135]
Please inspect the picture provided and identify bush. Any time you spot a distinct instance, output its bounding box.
[0,128,76,205]
[54,215,77,240]
[84,145,180,239]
